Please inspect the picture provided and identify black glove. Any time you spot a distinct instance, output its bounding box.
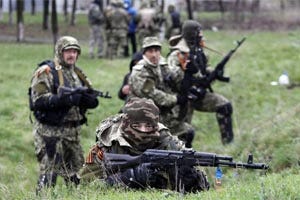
[176,94,188,105]
[80,92,99,109]
[188,86,206,101]
[57,86,82,107]
[105,164,153,189]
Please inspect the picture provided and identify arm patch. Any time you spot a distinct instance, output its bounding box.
[142,79,155,94]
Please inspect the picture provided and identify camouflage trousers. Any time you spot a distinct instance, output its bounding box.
[191,92,230,112]
[33,123,84,182]
[106,29,127,59]
[89,25,104,58]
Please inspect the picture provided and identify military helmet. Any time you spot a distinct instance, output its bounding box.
[142,36,162,49]
[182,20,202,46]
[54,36,81,64]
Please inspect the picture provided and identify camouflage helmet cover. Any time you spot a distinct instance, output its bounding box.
[142,36,162,50]
[54,36,81,64]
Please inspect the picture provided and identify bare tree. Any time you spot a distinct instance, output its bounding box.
[16,0,24,42]
[0,0,3,21]
[186,0,193,19]
[63,0,69,22]
[31,0,36,15]
[9,0,13,25]
[51,0,59,46]
[234,0,241,23]
[218,0,225,18]
[70,0,77,26]
[43,0,49,30]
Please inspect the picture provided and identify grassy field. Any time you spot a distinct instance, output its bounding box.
[0,17,300,199]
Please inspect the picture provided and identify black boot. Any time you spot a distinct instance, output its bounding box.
[216,103,234,144]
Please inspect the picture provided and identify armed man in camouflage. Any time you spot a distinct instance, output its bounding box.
[104,0,130,59]
[88,0,105,59]
[167,20,234,144]
[30,36,99,193]
[79,97,209,193]
[127,36,195,148]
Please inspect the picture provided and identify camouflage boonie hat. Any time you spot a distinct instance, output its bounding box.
[142,37,162,49]
[123,97,159,126]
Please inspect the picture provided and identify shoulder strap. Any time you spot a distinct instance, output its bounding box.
[74,66,92,88]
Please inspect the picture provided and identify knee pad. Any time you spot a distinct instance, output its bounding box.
[216,103,233,116]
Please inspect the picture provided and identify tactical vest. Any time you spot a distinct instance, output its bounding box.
[28,60,91,126]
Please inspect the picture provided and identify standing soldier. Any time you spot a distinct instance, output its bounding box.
[104,0,130,59]
[167,20,234,145]
[29,36,99,193]
[165,4,181,40]
[135,2,160,48]
[123,0,138,56]
[88,0,105,59]
[127,36,195,148]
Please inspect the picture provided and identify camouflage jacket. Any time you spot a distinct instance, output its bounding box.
[30,62,89,140]
[128,57,177,108]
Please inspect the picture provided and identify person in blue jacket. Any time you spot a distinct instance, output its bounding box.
[124,0,138,57]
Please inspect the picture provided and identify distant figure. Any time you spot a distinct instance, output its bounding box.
[124,0,138,56]
[135,2,160,49]
[104,0,130,59]
[29,36,99,193]
[165,4,181,40]
[88,0,105,59]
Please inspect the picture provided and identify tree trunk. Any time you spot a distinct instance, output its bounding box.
[234,0,241,23]
[186,0,193,20]
[0,0,3,21]
[63,0,69,22]
[16,0,24,42]
[218,0,225,16]
[51,0,59,46]
[9,0,13,25]
[70,0,77,26]
[31,0,36,15]
[43,0,49,30]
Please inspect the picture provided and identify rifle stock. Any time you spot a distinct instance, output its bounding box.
[104,149,269,173]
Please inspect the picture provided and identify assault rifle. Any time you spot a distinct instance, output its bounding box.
[58,86,112,99]
[187,37,246,98]
[103,149,269,173]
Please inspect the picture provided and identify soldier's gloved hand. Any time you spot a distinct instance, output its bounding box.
[57,86,82,107]
[176,94,188,105]
[80,92,99,109]
[60,93,82,107]
[188,86,206,100]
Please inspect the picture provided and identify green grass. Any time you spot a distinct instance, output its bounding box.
[0,28,300,199]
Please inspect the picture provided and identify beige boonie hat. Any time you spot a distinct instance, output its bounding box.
[142,36,162,49]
